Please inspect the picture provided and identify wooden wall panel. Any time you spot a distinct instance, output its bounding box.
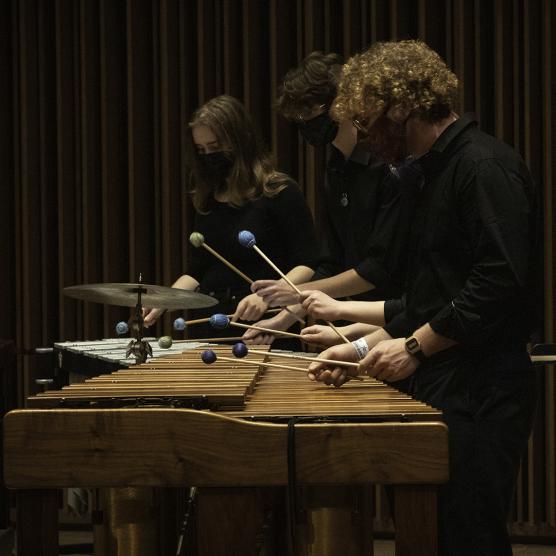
[0,1,15,343]
[2,0,554,541]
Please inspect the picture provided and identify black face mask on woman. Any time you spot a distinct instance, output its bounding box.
[298,111,339,146]
[198,151,234,185]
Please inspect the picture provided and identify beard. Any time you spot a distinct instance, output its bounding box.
[358,115,407,164]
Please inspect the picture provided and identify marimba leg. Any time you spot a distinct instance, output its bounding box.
[94,487,161,556]
[301,485,374,556]
[16,489,58,556]
[394,485,438,556]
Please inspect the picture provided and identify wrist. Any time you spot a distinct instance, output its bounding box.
[280,307,302,327]
[351,337,369,361]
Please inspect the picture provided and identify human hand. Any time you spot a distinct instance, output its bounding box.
[143,307,164,328]
[361,338,419,382]
[306,343,359,387]
[232,293,269,322]
[241,315,287,345]
[300,290,343,321]
[251,279,301,307]
[300,324,345,347]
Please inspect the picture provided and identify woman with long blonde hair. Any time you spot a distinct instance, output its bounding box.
[144,95,318,337]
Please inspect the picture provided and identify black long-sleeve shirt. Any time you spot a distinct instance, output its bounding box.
[188,180,319,295]
[384,114,539,354]
[314,145,407,300]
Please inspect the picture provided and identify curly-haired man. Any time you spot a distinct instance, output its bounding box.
[307,40,539,556]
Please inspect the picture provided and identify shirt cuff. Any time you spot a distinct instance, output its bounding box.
[384,299,405,323]
[383,313,412,339]
[429,301,482,342]
[354,258,389,290]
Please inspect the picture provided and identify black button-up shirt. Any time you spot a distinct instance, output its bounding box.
[384,114,539,354]
[315,144,407,300]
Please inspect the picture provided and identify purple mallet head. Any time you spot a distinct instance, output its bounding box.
[201,349,217,364]
[238,230,256,248]
[232,342,249,358]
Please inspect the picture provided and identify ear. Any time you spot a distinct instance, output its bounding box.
[385,105,411,123]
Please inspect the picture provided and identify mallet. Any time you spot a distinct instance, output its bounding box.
[209,313,302,339]
[237,230,350,344]
[189,232,304,324]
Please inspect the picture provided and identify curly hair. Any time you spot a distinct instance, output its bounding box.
[332,40,459,125]
[277,51,343,121]
[187,95,289,212]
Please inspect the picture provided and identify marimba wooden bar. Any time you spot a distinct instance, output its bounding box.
[3,346,448,556]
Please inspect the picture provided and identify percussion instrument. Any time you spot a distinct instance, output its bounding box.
[53,338,213,378]
[64,282,218,310]
[4,345,448,556]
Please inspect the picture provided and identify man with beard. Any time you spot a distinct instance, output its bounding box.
[304,40,539,555]
[243,51,410,345]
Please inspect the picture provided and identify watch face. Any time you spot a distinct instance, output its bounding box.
[405,337,419,353]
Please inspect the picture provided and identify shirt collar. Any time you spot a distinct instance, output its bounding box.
[415,113,477,174]
[349,143,371,165]
[429,113,477,154]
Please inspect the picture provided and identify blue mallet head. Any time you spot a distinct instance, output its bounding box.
[174,317,186,331]
[116,321,129,335]
[232,342,248,358]
[201,349,217,364]
[238,230,256,248]
[209,313,230,330]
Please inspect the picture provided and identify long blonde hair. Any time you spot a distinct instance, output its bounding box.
[187,95,289,212]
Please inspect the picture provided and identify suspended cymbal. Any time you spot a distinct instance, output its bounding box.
[63,283,218,310]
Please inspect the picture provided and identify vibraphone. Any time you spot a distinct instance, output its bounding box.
[3,345,448,556]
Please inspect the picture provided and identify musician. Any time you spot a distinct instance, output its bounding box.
[243,52,408,343]
[305,40,539,556]
[143,95,318,337]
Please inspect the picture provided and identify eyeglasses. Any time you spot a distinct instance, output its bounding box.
[352,117,369,133]
[294,104,327,124]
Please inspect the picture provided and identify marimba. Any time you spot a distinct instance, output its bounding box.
[53,338,226,378]
[3,345,448,556]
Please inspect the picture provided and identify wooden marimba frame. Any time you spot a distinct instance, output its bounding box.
[3,345,448,556]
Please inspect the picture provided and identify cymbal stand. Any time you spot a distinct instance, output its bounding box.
[125,274,153,363]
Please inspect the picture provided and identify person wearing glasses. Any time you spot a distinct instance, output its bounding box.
[243,52,410,345]
[305,40,539,556]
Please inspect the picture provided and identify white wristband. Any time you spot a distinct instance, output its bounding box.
[351,337,369,361]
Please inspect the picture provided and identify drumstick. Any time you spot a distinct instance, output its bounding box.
[237,230,350,344]
[189,232,304,324]
[232,342,363,382]
[209,314,302,339]
[201,349,309,373]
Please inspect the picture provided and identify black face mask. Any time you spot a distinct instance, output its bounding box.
[298,111,338,146]
[198,151,234,185]
[358,114,408,164]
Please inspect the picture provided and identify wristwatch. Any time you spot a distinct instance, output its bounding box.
[404,336,427,363]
